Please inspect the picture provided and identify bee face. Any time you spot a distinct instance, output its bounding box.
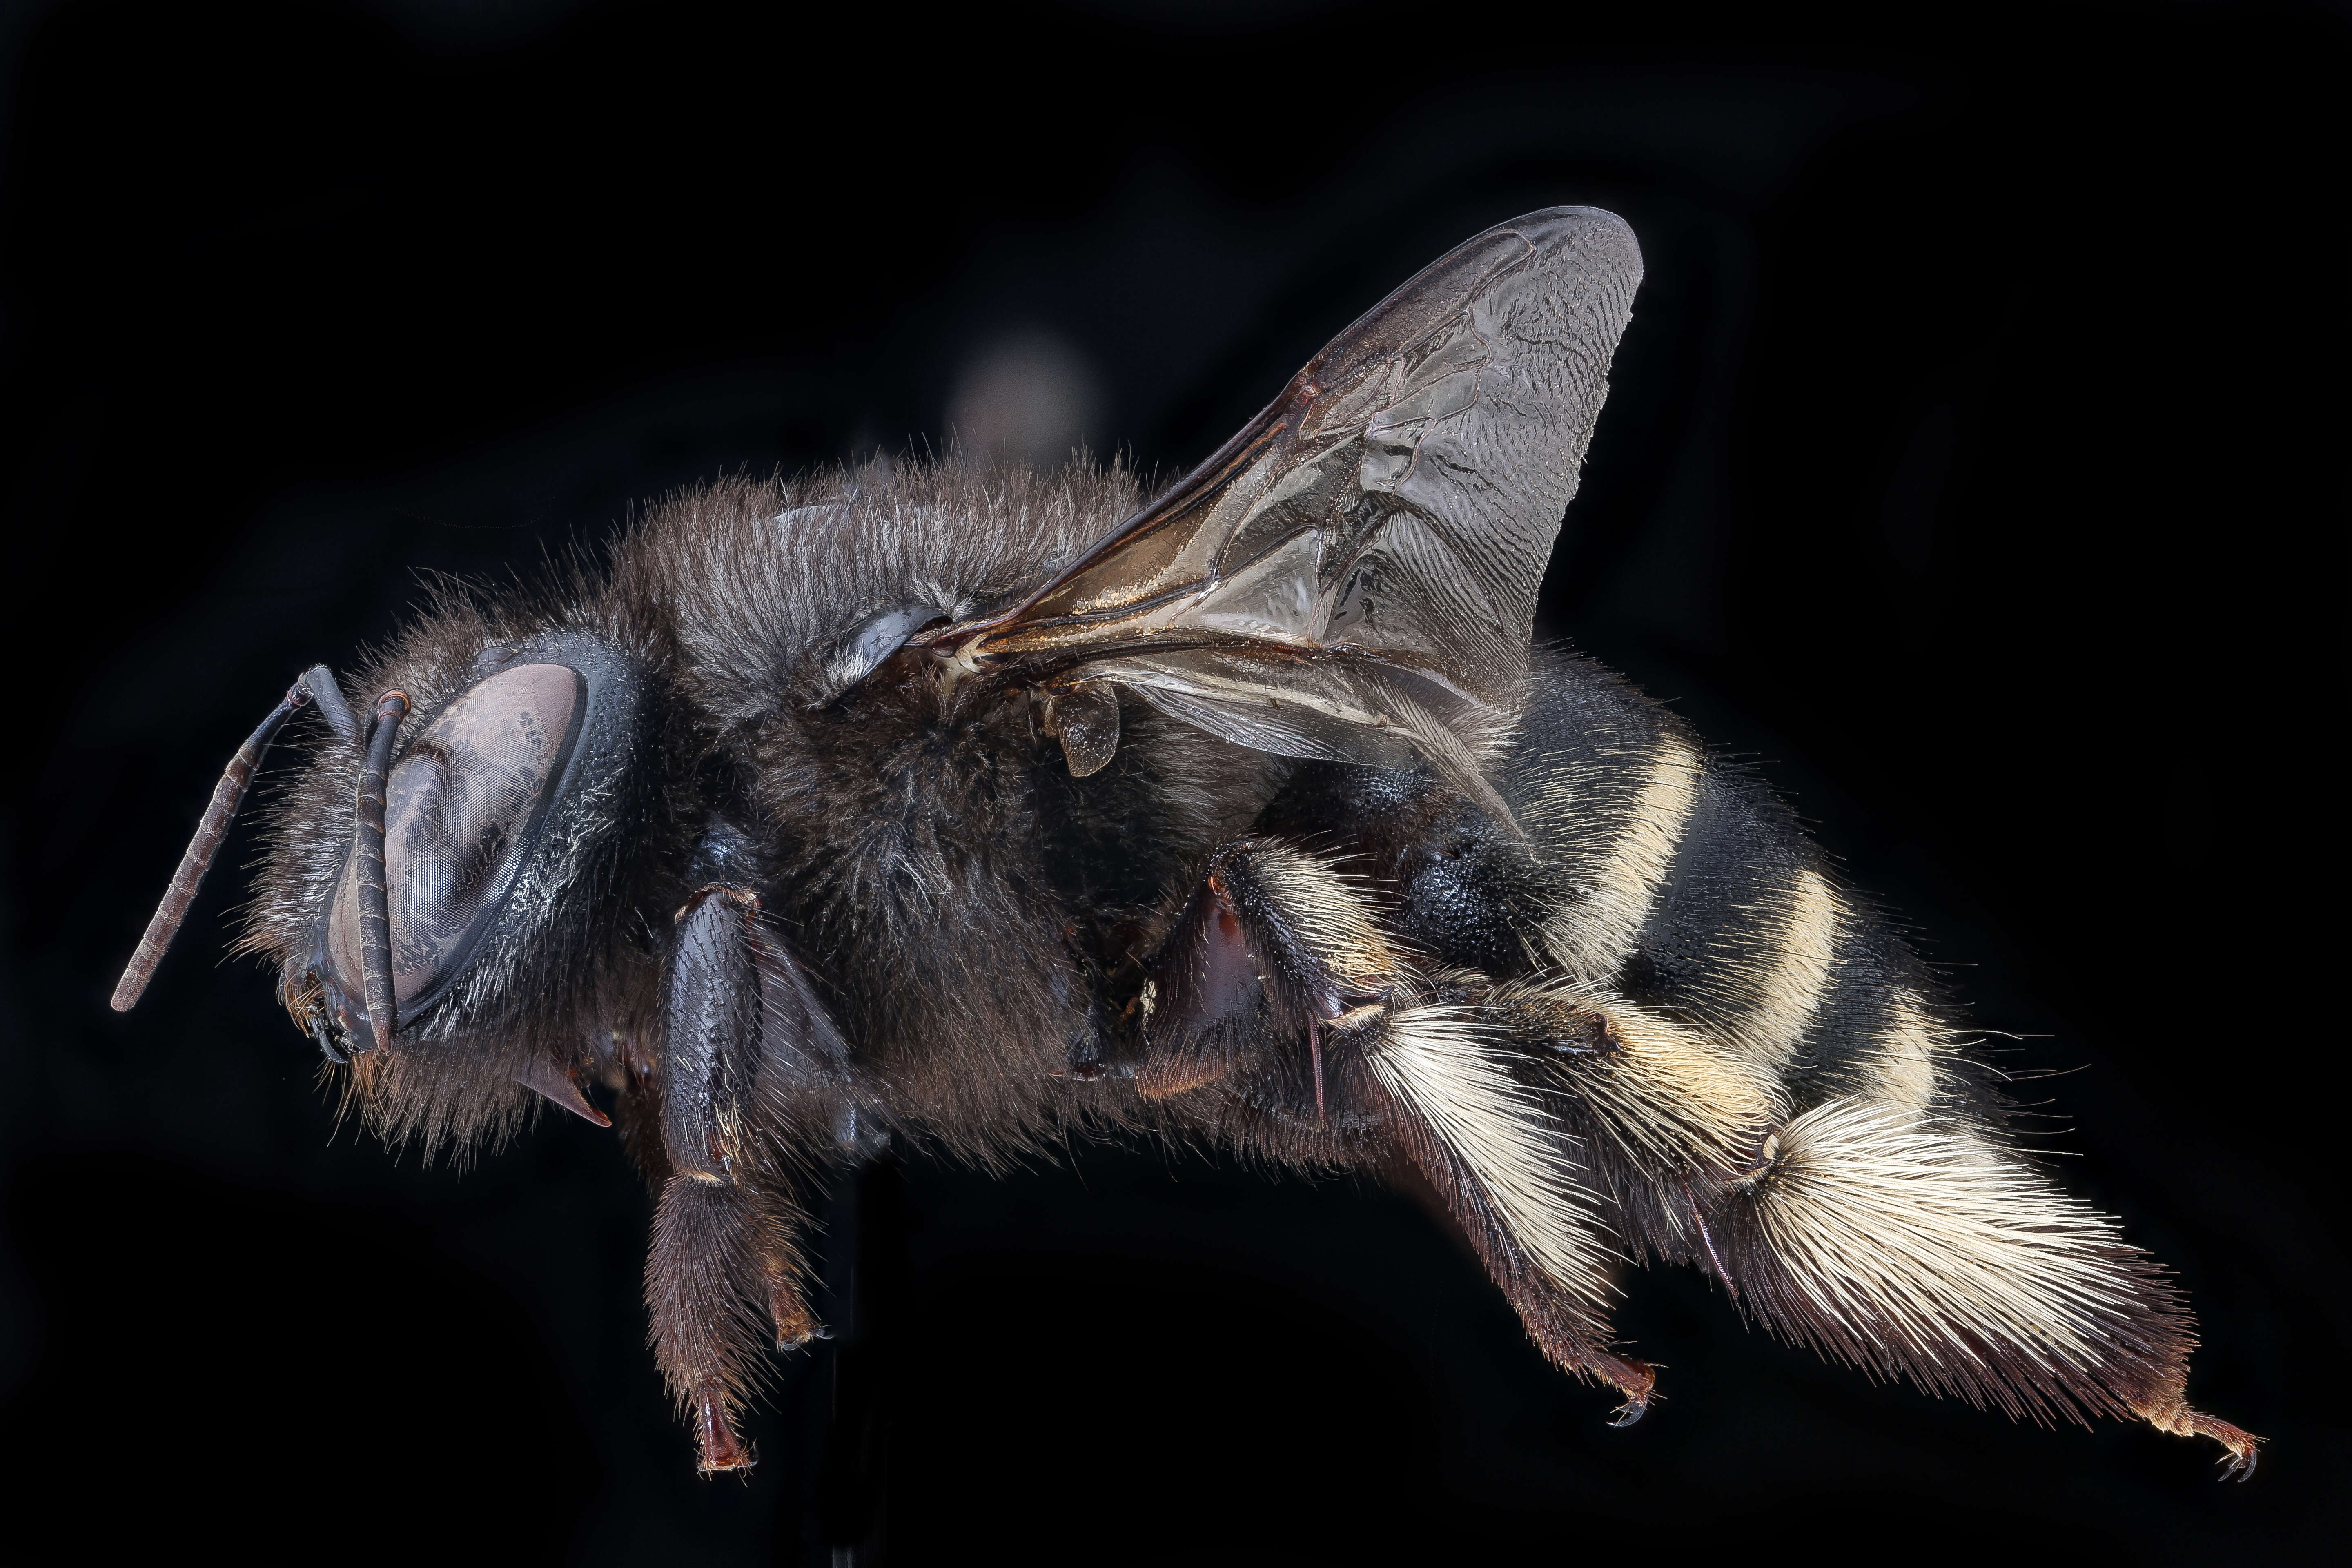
[223,625,656,1141]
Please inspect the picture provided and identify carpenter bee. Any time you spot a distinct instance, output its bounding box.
[113,207,2258,1477]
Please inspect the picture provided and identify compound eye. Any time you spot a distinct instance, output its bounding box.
[325,662,586,1024]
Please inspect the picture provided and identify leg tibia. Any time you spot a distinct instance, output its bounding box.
[1367,1000,1649,1418]
[1714,1097,2256,1466]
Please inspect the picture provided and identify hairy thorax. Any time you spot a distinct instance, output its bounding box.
[726,664,1283,1147]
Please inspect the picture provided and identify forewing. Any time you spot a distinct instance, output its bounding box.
[953,206,1642,806]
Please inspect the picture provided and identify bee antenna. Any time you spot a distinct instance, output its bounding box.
[110,676,316,1012]
[352,690,410,1051]
[299,664,361,746]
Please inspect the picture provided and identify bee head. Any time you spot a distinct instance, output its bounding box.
[236,615,654,1148]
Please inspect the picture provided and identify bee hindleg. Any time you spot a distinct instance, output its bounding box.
[1706,1096,2261,1472]
[648,884,830,1474]
[1479,978,1781,1187]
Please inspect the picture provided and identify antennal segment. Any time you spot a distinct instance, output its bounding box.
[299,664,361,745]
[352,689,410,1051]
[111,678,314,1012]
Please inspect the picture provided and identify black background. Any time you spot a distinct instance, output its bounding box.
[0,2,2343,1563]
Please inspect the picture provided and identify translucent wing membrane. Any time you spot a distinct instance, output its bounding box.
[946,206,1643,810]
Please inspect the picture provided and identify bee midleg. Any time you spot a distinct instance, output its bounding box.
[648,884,829,1474]
[1139,841,1646,1414]
[1363,994,1654,1420]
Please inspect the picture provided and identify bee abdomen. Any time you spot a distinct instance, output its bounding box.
[1514,653,1959,1119]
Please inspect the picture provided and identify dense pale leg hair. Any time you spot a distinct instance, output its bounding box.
[1163,646,2254,1470]
[1486,659,2258,1472]
[1366,1000,1655,1419]
[1149,841,1655,1414]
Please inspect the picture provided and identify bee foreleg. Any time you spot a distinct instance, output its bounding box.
[649,884,833,1474]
